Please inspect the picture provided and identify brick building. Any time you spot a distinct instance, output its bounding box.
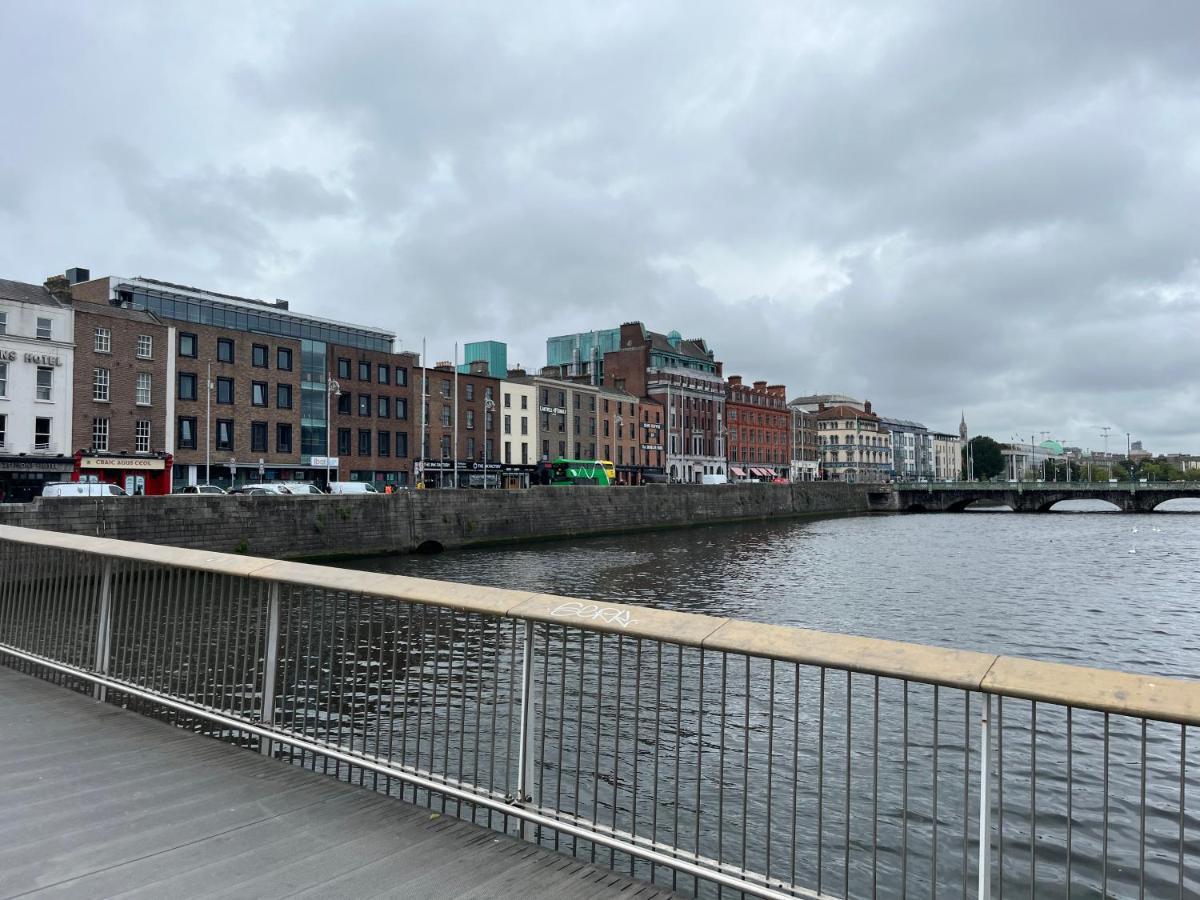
[70,273,395,489]
[414,362,502,488]
[329,347,417,488]
[725,376,789,481]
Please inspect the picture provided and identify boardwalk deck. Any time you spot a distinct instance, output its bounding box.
[0,665,678,899]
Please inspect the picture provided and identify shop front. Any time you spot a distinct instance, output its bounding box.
[0,456,76,502]
[416,459,529,489]
[74,452,174,496]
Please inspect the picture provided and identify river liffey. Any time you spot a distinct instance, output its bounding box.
[334,504,1199,898]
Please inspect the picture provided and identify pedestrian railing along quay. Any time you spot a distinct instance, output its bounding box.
[0,525,1195,900]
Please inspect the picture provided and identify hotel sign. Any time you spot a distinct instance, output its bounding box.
[0,348,63,366]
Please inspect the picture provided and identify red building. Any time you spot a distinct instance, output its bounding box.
[726,377,789,480]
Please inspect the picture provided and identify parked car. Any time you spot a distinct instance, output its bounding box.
[42,482,128,498]
[701,474,729,486]
[228,486,275,496]
[236,483,294,495]
[174,484,227,495]
[286,483,325,495]
[329,481,379,495]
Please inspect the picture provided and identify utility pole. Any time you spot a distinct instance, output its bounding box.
[205,360,212,486]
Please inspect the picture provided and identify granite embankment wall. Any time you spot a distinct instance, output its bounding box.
[0,483,877,560]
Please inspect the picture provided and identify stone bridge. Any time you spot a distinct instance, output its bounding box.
[888,481,1200,513]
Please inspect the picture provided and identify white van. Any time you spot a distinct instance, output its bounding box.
[42,482,128,498]
[329,481,379,495]
[700,474,729,486]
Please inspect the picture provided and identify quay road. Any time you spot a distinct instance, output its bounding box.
[0,665,675,899]
[889,479,1200,512]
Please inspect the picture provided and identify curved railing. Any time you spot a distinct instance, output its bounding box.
[0,524,1195,899]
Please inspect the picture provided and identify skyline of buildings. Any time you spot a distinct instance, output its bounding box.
[0,267,1185,498]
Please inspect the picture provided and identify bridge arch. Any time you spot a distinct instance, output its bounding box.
[946,497,1013,512]
[1040,498,1122,513]
[1148,497,1200,512]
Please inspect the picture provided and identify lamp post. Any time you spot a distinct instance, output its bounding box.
[205,361,212,486]
[483,397,495,489]
[325,374,341,490]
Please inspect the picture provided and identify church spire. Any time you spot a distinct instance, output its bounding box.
[959,411,968,442]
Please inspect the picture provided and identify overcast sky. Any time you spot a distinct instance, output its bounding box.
[2,1,1197,452]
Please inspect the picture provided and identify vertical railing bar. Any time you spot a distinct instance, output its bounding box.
[92,559,114,702]
[591,633,604,859]
[384,600,403,791]
[977,695,992,900]
[631,637,643,876]
[310,589,329,773]
[997,696,1005,900]
[933,683,940,900]
[224,573,245,715]
[651,640,662,884]
[791,662,800,893]
[43,549,65,665]
[205,572,227,714]
[903,679,910,900]
[1102,712,1109,898]
[487,614,501,830]
[845,670,852,899]
[505,617,518,833]
[1139,717,1147,900]
[675,643,685,894]
[873,676,880,900]
[609,634,623,866]
[259,583,281,757]
[556,624,569,852]
[743,655,752,883]
[963,692,971,900]
[573,627,586,850]
[455,611,471,814]
[339,589,356,782]
[179,569,199,708]
[441,609,454,800]
[1066,707,1073,899]
[143,565,165,693]
[538,623,549,847]
[32,547,52,661]
[399,602,414,778]
[693,648,705,898]
[321,591,342,776]
[274,585,295,757]
[818,666,826,896]
[1030,701,1037,897]
[718,651,728,894]
[766,659,776,884]
[413,603,429,790]
[1179,724,1186,900]
[52,549,75,668]
[515,619,536,842]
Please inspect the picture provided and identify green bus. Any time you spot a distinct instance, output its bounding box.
[548,458,615,486]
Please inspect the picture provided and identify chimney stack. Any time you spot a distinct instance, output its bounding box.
[728,375,742,386]
[43,275,73,304]
[753,380,767,391]
[864,400,873,414]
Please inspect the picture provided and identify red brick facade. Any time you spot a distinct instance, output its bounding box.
[726,377,789,476]
[329,347,418,486]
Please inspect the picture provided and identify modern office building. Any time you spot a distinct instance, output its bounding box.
[458,340,509,379]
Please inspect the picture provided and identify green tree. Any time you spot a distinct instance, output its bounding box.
[963,436,1005,480]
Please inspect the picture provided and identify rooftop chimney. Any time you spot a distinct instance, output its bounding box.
[728,375,742,386]
[753,380,767,391]
[43,275,73,304]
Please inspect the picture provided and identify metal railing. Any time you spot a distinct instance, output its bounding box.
[0,524,1195,899]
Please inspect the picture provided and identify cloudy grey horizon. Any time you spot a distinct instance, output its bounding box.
[2,1,1197,453]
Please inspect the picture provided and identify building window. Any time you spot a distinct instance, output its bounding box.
[277,347,292,371]
[0,362,6,398]
[178,417,197,449]
[378,396,390,418]
[396,398,408,420]
[178,372,197,401]
[276,423,293,453]
[521,416,528,436]
[467,437,475,459]
[358,394,371,416]
[34,417,51,449]
[377,364,389,384]
[179,332,197,358]
[358,361,370,381]
[137,334,153,359]
[92,418,109,451]
[466,410,475,430]
[503,392,511,408]
[395,367,407,387]
[338,358,351,379]
[217,338,235,363]
[441,379,451,398]
[251,422,268,452]
[337,392,351,415]
[276,384,293,409]
[252,381,268,407]
[396,431,408,458]
[136,372,152,406]
[94,327,111,353]
[93,367,110,402]
[441,405,451,427]
[216,377,234,404]
[521,394,528,410]
[0,311,6,335]
[440,435,451,458]
[36,317,51,341]
[465,383,475,402]
[252,344,269,368]
[0,413,7,447]
[504,414,511,435]
[358,429,371,456]
[36,367,52,401]
[135,419,151,454]
[337,428,351,455]
[216,419,234,451]
[377,430,391,457]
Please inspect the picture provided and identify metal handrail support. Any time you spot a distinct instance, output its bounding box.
[515,620,536,841]
[259,583,281,756]
[92,560,113,703]
[977,695,992,900]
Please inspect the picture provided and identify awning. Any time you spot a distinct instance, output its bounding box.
[752,467,771,477]
[731,466,746,477]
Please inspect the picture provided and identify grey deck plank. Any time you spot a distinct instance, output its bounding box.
[0,665,680,900]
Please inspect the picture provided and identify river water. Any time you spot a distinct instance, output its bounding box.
[336,504,1200,898]
[345,502,1200,679]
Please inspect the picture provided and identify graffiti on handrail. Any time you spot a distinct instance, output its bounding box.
[549,601,639,629]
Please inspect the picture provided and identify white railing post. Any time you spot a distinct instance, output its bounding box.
[92,560,114,702]
[978,694,992,900]
[259,583,281,757]
[515,619,536,841]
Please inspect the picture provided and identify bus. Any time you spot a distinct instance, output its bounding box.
[547,458,615,486]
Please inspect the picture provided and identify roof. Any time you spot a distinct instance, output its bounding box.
[877,415,928,430]
[646,329,714,363]
[74,302,162,325]
[0,279,63,309]
[816,404,879,420]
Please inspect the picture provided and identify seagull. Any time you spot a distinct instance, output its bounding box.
[1131,526,1139,534]
[1128,546,1137,554]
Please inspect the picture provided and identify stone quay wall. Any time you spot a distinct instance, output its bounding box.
[0,482,874,560]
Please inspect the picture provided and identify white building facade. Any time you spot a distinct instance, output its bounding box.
[499,379,537,477]
[931,432,963,481]
[0,279,76,500]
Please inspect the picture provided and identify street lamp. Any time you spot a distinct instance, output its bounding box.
[483,397,495,489]
[326,374,341,490]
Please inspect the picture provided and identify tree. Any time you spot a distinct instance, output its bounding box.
[963,436,1005,480]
